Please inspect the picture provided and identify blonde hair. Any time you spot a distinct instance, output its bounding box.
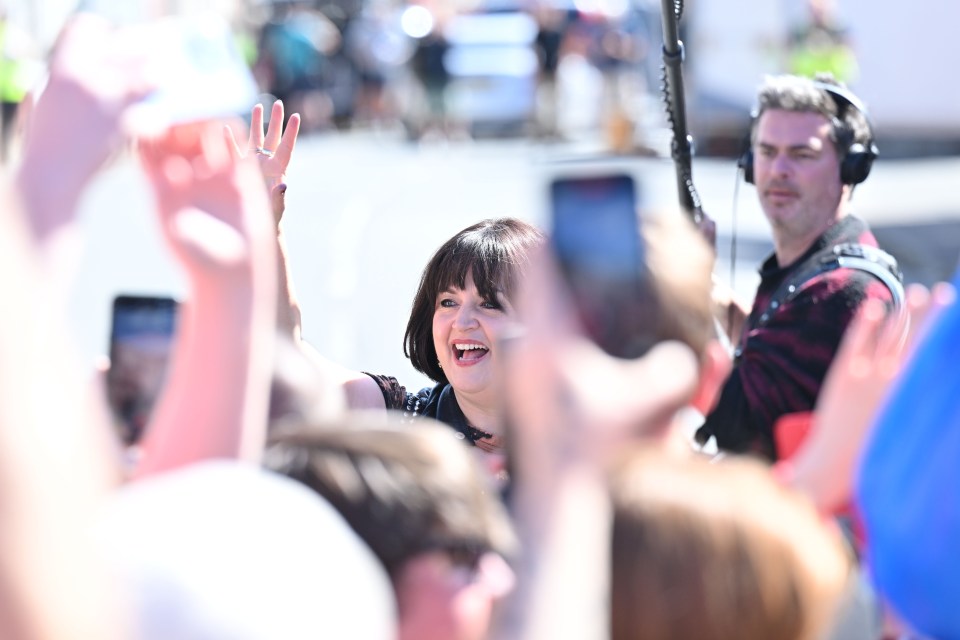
[609,450,850,640]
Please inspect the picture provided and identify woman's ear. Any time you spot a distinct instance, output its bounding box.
[689,339,732,416]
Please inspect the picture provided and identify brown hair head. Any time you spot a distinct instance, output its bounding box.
[609,450,851,640]
[263,418,516,578]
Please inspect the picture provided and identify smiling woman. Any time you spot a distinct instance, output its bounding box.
[255,100,545,473]
[279,210,542,470]
[369,219,544,453]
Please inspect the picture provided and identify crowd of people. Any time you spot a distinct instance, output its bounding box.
[246,0,660,143]
[3,8,960,640]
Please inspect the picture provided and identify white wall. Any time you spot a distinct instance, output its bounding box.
[686,0,960,137]
[844,0,960,136]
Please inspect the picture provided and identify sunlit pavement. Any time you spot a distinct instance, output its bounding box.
[71,128,960,388]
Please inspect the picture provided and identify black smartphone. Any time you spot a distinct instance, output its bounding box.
[106,295,179,446]
[550,173,649,359]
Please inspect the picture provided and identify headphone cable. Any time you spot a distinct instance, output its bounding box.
[727,167,742,343]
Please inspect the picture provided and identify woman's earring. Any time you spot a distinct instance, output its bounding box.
[438,359,442,369]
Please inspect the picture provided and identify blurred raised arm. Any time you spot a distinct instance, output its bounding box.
[134,121,278,477]
[225,100,303,338]
[0,15,147,637]
[225,100,383,410]
[15,14,151,253]
[495,246,699,640]
[779,283,954,514]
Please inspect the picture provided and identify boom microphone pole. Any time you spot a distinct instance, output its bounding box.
[659,0,705,226]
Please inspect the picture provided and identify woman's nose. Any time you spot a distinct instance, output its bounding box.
[453,305,479,328]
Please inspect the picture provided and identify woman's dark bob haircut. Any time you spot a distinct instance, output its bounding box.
[404,218,544,384]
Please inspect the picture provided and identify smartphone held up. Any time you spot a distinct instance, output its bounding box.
[549,173,653,360]
[106,295,178,446]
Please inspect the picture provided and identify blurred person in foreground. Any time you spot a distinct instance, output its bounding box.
[0,11,276,638]
[95,460,396,640]
[697,73,901,461]
[265,419,516,640]
[608,451,851,640]
[0,10,393,639]
[855,272,960,639]
[0,12,162,637]
[488,210,858,640]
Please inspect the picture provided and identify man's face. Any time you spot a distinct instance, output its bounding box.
[752,109,845,244]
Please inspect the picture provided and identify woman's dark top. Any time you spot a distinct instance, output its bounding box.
[363,373,493,446]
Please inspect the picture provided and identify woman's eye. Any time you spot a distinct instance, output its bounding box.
[439,298,456,308]
[480,300,501,310]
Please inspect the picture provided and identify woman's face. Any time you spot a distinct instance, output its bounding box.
[432,271,515,402]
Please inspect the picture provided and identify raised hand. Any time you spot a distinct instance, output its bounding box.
[139,121,274,285]
[502,245,699,469]
[135,120,279,476]
[495,245,699,640]
[225,100,301,224]
[783,282,955,513]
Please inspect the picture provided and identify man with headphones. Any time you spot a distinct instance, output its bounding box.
[696,72,902,460]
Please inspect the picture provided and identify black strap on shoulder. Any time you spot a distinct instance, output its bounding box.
[734,243,904,361]
[753,242,904,331]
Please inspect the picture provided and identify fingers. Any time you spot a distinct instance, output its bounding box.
[263,100,285,152]
[925,281,956,327]
[835,298,885,377]
[223,123,243,159]
[274,112,300,168]
[900,281,956,356]
[247,102,265,151]
[884,283,931,356]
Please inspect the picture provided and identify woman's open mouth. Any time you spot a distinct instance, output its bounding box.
[453,342,489,365]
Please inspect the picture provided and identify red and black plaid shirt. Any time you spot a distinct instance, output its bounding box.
[702,215,894,460]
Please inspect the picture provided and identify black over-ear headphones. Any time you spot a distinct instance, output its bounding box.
[739,81,879,186]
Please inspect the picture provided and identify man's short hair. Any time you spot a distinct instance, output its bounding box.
[751,73,872,155]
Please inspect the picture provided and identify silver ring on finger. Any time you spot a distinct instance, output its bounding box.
[254,147,275,158]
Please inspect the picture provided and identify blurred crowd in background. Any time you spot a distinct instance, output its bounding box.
[224,0,669,149]
[0,0,867,157]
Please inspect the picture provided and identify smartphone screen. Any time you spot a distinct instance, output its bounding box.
[550,174,650,359]
[106,295,178,446]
